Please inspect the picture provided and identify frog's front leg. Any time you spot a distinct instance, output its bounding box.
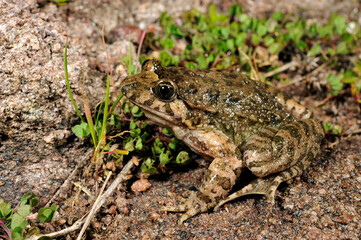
[162,156,243,224]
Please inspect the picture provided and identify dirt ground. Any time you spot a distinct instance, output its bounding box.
[1,0,361,239]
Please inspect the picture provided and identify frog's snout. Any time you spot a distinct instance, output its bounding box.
[120,80,139,96]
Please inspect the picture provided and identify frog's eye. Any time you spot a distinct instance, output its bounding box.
[153,81,177,101]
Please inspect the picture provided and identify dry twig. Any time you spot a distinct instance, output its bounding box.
[27,160,135,240]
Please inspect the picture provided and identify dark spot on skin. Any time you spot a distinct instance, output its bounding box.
[208,78,218,84]
[206,89,220,105]
[228,97,241,104]
[297,152,307,163]
[196,191,212,204]
[129,93,140,101]
[256,130,274,140]
[273,135,284,151]
[299,120,310,136]
[214,196,223,203]
[143,99,154,107]
[189,186,198,191]
[214,175,232,190]
[164,103,174,116]
[283,125,301,139]
[225,80,234,86]
[187,84,198,94]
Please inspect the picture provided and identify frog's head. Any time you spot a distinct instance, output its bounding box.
[121,59,191,128]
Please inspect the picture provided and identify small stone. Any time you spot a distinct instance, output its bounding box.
[131,179,151,192]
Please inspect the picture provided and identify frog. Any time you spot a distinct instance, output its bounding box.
[120,59,324,224]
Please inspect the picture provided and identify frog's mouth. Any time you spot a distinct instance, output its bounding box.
[129,101,184,128]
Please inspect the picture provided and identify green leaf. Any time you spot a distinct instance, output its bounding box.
[17,205,31,217]
[131,105,143,117]
[160,12,173,27]
[264,36,274,46]
[130,128,141,137]
[226,38,235,51]
[336,42,349,55]
[235,32,247,47]
[187,62,198,68]
[251,33,262,45]
[196,55,208,69]
[309,41,322,57]
[286,20,305,43]
[11,213,28,230]
[135,137,143,151]
[175,151,190,165]
[266,19,278,32]
[159,150,172,164]
[21,193,39,208]
[170,24,185,38]
[38,237,53,240]
[272,11,283,21]
[121,101,130,113]
[0,200,13,218]
[332,14,346,35]
[129,120,137,130]
[38,204,57,223]
[332,125,343,135]
[159,51,173,66]
[323,122,332,132]
[256,23,267,37]
[141,158,157,174]
[296,40,307,51]
[25,226,40,239]
[71,122,90,138]
[161,38,175,49]
[124,140,134,152]
[12,227,24,240]
[197,18,208,32]
[318,24,333,38]
[229,4,243,18]
[162,128,173,137]
[327,73,344,95]
[168,142,176,150]
[269,42,283,54]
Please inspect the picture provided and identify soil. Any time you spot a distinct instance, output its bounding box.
[1,0,360,239]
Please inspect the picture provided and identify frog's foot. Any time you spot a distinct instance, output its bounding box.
[161,191,210,224]
[214,164,305,211]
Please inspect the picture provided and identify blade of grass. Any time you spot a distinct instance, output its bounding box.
[108,92,123,117]
[101,25,116,96]
[81,75,97,148]
[128,35,132,76]
[134,30,146,74]
[95,100,104,134]
[64,40,85,122]
[99,75,110,146]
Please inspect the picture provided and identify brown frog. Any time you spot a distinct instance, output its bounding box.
[120,59,324,224]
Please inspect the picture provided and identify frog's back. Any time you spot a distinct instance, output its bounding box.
[161,67,293,143]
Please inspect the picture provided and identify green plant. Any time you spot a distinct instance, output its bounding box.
[152,4,361,100]
[65,34,192,175]
[323,121,343,135]
[0,193,56,240]
[48,0,69,6]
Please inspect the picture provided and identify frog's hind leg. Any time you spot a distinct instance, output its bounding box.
[215,119,323,210]
[244,119,323,178]
[214,157,311,210]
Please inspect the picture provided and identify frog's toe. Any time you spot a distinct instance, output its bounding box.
[178,208,199,225]
[161,204,187,212]
[161,203,201,224]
